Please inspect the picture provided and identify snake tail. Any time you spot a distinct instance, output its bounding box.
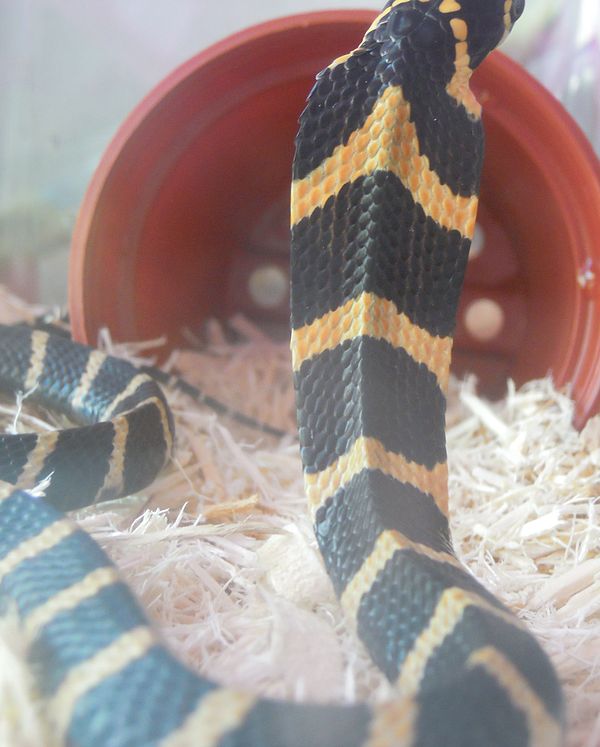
[290,0,563,744]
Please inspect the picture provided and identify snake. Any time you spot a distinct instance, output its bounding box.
[0,1,565,745]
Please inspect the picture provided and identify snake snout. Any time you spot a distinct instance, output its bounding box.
[511,0,525,24]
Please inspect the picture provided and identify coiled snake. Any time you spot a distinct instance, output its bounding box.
[0,1,565,745]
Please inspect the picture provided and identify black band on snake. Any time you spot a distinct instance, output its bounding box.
[0,1,565,745]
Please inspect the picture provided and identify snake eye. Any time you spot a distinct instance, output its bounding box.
[387,9,445,49]
[387,8,424,39]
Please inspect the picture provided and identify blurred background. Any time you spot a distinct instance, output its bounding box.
[0,0,598,305]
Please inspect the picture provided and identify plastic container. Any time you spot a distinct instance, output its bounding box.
[69,10,600,427]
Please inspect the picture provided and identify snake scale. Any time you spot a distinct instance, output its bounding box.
[0,1,565,745]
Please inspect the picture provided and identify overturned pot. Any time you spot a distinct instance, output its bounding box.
[69,10,600,427]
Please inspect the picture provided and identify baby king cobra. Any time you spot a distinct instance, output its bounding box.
[0,1,564,745]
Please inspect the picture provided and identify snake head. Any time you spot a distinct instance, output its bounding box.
[379,0,524,70]
[454,0,525,66]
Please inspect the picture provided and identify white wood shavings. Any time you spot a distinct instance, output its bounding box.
[0,284,50,325]
[520,508,562,539]
[96,326,167,367]
[0,401,55,435]
[460,388,513,443]
[447,377,600,746]
[0,610,58,747]
[530,559,600,609]
[0,296,599,746]
[257,526,335,609]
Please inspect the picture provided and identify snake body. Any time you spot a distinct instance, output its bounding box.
[0,1,564,745]
[0,323,174,510]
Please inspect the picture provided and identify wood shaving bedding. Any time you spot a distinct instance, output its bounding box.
[0,285,598,747]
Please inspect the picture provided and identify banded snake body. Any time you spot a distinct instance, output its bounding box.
[0,1,565,745]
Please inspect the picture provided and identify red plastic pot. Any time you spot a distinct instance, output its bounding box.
[69,10,600,427]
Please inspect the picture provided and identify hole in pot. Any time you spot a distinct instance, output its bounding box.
[248,264,289,309]
[464,298,504,341]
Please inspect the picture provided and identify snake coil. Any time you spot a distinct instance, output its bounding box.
[0,1,564,745]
